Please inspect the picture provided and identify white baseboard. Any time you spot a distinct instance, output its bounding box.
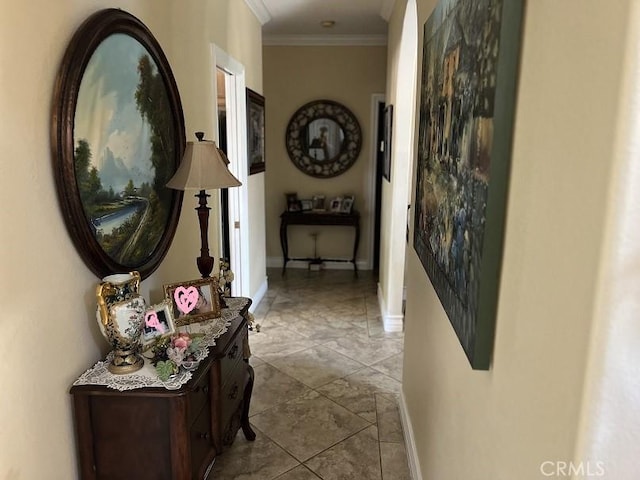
[377,282,404,332]
[249,277,268,313]
[383,314,404,332]
[399,391,422,480]
[267,256,369,271]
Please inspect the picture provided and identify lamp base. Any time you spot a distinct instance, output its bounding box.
[195,190,215,278]
[197,256,215,279]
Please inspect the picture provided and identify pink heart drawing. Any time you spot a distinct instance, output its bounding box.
[174,286,199,315]
[145,311,165,333]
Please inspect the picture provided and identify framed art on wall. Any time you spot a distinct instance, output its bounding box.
[413,0,525,369]
[51,9,185,280]
[247,88,265,175]
[383,105,393,181]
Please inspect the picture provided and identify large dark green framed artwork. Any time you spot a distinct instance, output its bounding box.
[413,0,524,369]
[51,9,185,280]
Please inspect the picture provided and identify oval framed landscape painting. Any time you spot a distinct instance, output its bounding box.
[52,9,185,280]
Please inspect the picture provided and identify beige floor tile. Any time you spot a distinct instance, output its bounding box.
[375,393,404,443]
[371,353,404,381]
[274,465,323,479]
[223,269,410,479]
[323,335,404,366]
[305,425,382,480]
[211,425,299,480]
[316,368,402,422]
[380,442,411,480]
[249,390,370,462]
[270,345,366,388]
[249,354,265,368]
[250,363,312,416]
[250,325,319,361]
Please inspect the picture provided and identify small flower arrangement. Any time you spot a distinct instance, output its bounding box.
[218,258,234,297]
[150,332,204,381]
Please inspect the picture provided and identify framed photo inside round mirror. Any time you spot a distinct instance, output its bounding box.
[51,9,185,280]
[285,100,362,178]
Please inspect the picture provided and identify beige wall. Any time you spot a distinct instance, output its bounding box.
[0,1,262,478]
[399,0,633,478]
[378,0,418,326]
[263,45,386,268]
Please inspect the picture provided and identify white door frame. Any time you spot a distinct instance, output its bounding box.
[211,45,250,298]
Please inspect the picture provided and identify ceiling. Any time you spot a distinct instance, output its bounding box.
[244,0,396,45]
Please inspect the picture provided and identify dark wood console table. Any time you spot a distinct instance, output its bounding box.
[70,302,255,480]
[279,210,360,274]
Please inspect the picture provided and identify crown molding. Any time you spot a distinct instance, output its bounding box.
[380,0,397,21]
[244,0,272,25]
[263,34,387,46]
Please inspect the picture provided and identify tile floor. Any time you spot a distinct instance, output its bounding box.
[211,268,410,480]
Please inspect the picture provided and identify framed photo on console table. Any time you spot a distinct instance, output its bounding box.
[163,277,221,327]
[341,195,354,214]
[141,301,176,350]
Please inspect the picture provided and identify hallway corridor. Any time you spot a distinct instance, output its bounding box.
[211,268,410,479]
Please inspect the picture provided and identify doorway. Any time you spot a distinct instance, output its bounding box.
[216,68,231,264]
[373,97,386,274]
[213,46,250,298]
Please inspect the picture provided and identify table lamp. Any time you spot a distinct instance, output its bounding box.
[167,132,241,278]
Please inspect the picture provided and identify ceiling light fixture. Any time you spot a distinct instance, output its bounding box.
[320,20,336,28]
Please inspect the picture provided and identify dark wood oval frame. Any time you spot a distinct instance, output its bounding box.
[285,100,362,178]
[51,9,185,280]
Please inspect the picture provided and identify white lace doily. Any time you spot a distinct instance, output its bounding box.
[74,299,250,391]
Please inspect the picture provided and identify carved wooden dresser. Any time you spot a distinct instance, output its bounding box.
[70,300,255,479]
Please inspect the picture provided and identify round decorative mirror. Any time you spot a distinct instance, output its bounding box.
[285,100,362,178]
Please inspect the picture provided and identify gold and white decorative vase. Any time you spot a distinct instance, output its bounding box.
[96,271,146,374]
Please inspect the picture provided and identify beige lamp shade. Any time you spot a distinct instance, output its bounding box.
[166,140,241,190]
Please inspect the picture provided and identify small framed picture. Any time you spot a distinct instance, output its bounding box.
[311,195,325,211]
[341,195,354,214]
[300,199,313,211]
[329,197,343,212]
[163,277,221,327]
[141,300,176,350]
[286,192,301,212]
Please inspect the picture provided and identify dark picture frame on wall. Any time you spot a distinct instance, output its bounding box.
[247,88,265,175]
[412,0,525,369]
[51,9,185,280]
[383,104,393,181]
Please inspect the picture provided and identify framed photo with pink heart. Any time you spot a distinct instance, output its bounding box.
[141,300,176,350]
[163,277,221,327]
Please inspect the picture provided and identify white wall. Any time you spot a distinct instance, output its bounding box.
[0,1,263,478]
[397,0,636,478]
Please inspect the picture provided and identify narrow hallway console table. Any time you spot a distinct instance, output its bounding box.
[279,210,360,273]
[70,299,255,480]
